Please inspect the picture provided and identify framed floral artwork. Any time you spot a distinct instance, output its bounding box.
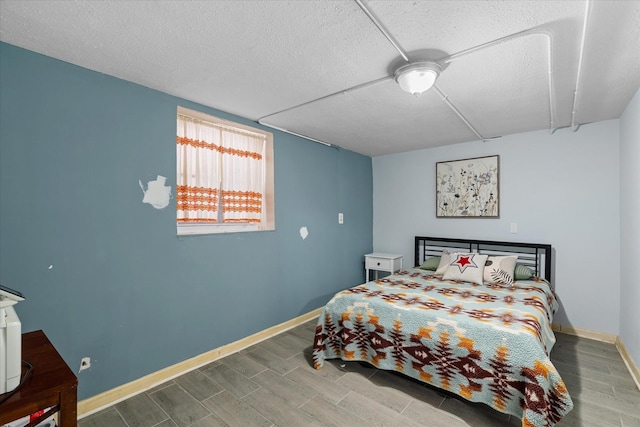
[436,155,499,218]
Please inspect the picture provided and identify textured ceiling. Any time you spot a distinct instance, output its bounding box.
[1,0,639,156]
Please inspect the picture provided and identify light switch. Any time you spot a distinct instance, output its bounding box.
[510,223,518,233]
[338,213,344,224]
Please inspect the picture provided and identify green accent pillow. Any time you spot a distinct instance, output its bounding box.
[419,256,441,271]
[514,264,535,280]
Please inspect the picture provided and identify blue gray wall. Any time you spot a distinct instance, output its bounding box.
[0,42,373,400]
[620,89,640,369]
[373,121,622,336]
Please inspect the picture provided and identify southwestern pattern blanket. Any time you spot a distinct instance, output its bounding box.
[312,269,573,426]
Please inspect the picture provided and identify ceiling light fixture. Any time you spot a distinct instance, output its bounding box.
[394,61,442,95]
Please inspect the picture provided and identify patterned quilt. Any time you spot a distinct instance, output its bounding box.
[312,269,573,426]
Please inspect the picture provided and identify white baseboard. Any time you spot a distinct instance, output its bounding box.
[77,307,323,419]
[615,337,640,391]
[551,323,617,343]
[552,323,639,390]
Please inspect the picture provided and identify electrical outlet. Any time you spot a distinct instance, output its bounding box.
[338,212,344,224]
[79,357,91,372]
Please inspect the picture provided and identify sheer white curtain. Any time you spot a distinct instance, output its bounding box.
[220,130,265,223]
[177,114,265,224]
[176,115,221,223]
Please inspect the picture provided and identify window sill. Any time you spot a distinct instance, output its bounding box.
[177,223,272,236]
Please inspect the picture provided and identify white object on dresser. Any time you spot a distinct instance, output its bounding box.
[364,253,403,282]
[1,288,23,395]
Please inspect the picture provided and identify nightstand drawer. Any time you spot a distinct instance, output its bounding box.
[364,253,403,282]
[365,256,394,270]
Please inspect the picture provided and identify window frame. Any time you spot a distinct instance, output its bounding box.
[176,106,275,236]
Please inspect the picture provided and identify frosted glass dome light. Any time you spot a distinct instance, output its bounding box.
[394,61,441,95]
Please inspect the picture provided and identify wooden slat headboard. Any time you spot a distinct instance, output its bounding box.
[414,236,552,283]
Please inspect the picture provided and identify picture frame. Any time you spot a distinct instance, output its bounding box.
[436,155,499,218]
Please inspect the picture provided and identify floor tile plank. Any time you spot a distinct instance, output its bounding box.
[336,369,413,413]
[251,369,317,407]
[78,407,130,427]
[201,390,272,427]
[221,351,268,378]
[148,383,211,427]
[335,391,424,427]
[174,369,225,402]
[242,387,316,426]
[200,363,260,399]
[245,346,296,376]
[401,398,470,427]
[115,392,170,427]
[284,366,351,404]
[299,394,371,427]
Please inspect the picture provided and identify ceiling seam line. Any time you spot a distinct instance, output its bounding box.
[571,0,592,132]
[441,28,544,64]
[355,0,409,62]
[440,28,556,133]
[257,76,392,122]
[432,85,487,142]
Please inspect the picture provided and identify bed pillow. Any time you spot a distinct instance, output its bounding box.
[514,264,535,280]
[483,255,517,285]
[434,250,453,275]
[419,256,441,271]
[443,253,488,285]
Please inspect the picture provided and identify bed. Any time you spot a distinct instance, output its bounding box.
[312,236,573,427]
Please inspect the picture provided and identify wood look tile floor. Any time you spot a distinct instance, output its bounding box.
[78,320,640,427]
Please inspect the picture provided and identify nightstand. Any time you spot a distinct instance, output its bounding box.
[365,253,403,281]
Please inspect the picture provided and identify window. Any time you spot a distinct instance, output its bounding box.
[176,106,274,235]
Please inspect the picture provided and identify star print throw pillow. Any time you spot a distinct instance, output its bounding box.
[443,253,488,285]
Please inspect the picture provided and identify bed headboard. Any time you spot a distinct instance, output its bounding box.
[414,236,552,283]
